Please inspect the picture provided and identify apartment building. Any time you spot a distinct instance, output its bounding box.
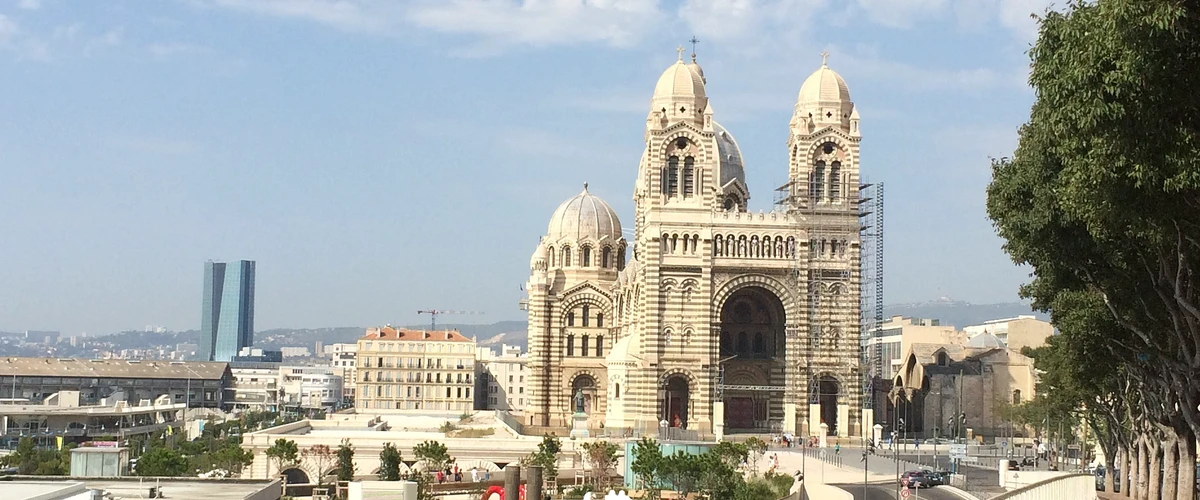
[475,344,528,413]
[355,327,476,412]
[324,343,358,393]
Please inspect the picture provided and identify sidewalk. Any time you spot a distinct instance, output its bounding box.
[769,449,896,485]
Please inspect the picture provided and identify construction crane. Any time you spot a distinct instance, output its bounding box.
[416,310,484,330]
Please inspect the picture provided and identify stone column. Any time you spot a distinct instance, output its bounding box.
[783,402,796,434]
[808,403,821,439]
[713,401,725,441]
[504,464,521,500]
[837,403,850,438]
[527,465,543,500]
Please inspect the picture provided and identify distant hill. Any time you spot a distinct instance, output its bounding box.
[73,301,1046,355]
[882,300,1048,329]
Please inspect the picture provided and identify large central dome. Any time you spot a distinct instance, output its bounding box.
[547,184,623,242]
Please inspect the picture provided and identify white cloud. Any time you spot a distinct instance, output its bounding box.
[148,42,213,59]
[17,0,42,10]
[407,0,663,50]
[84,27,122,55]
[0,15,16,42]
[193,0,390,32]
[854,0,948,29]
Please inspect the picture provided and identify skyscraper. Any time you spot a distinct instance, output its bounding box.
[200,260,256,362]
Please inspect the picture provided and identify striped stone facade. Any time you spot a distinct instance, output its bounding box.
[525,54,866,440]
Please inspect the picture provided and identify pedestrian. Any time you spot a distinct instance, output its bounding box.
[436,470,445,484]
[835,443,840,455]
[471,468,479,483]
[915,439,921,450]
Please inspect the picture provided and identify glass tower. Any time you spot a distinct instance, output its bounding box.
[200,260,256,362]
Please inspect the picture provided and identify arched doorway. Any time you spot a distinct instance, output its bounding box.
[660,376,689,428]
[571,374,597,414]
[718,286,786,432]
[816,375,840,436]
[281,467,311,485]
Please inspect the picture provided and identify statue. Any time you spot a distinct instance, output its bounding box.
[574,388,586,414]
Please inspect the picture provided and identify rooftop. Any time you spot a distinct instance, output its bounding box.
[0,358,229,380]
[0,401,186,416]
[361,327,473,343]
[4,479,278,500]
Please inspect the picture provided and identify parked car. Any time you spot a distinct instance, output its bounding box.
[1094,467,1120,492]
[922,469,951,486]
[901,470,932,489]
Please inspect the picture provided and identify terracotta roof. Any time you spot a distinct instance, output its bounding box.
[0,357,229,380]
[361,327,473,343]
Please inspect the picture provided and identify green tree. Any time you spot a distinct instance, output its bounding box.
[658,452,703,498]
[521,434,561,489]
[742,437,768,477]
[986,1,1200,497]
[378,442,402,481]
[265,438,299,478]
[137,447,189,477]
[581,440,619,489]
[412,440,452,473]
[629,437,662,496]
[302,444,336,487]
[336,438,356,482]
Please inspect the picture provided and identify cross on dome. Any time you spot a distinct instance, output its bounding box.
[689,35,700,58]
[583,182,589,192]
[676,45,685,61]
[821,50,830,67]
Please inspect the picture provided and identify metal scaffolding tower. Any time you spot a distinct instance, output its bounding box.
[857,181,884,409]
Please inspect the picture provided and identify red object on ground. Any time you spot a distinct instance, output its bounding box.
[481,485,526,500]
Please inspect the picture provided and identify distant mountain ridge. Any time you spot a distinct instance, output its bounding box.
[70,301,1044,354]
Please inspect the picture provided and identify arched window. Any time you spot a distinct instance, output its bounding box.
[666,156,680,197]
[829,161,841,201]
[720,331,731,354]
[548,246,555,267]
[595,335,603,357]
[614,383,621,399]
[753,332,765,353]
[563,246,572,266]
[567,312,576,327]
[566,334,575,356]
[737,332,749,354]
[582,305,590,327]
[840,239,848,257]
[937,352,949,366]
[597,313,604,328]
[602,247,611,268]
[581,335,590,356]
[1013,390,1022,404]
[811,160,826,203]
[582,246,591,267]
[683,156,695,197]
[830,240,838,256]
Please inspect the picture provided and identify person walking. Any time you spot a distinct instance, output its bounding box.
[834,443,841,455]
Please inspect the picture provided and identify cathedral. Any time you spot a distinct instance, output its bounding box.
[523,49,869,440]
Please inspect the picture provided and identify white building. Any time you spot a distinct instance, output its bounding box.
[279,366,343,412]
[229,363,281,412]
[325,343,358,393]
[963,316,1054,352]
[475,344,529,413]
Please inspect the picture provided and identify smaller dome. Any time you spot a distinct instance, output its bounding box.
[713,122,745,187]
[605,334,636,363]
[966,332,1005,349]
[547,184,623,243]
[530,240,548,270]
[798,59,851,104]
[653,59,706,103]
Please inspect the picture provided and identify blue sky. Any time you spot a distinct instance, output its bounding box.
[0,0,1051,334]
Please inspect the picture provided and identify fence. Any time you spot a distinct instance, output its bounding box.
[990,473,1096,500]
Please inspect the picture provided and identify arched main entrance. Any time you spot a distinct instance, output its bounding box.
[718,285,786,432]
[660,376,689,428]
[816,375,840,436]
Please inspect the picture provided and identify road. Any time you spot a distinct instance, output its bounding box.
[834,483,964,500]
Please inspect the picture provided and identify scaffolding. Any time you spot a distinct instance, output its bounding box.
[857,181,884,410]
